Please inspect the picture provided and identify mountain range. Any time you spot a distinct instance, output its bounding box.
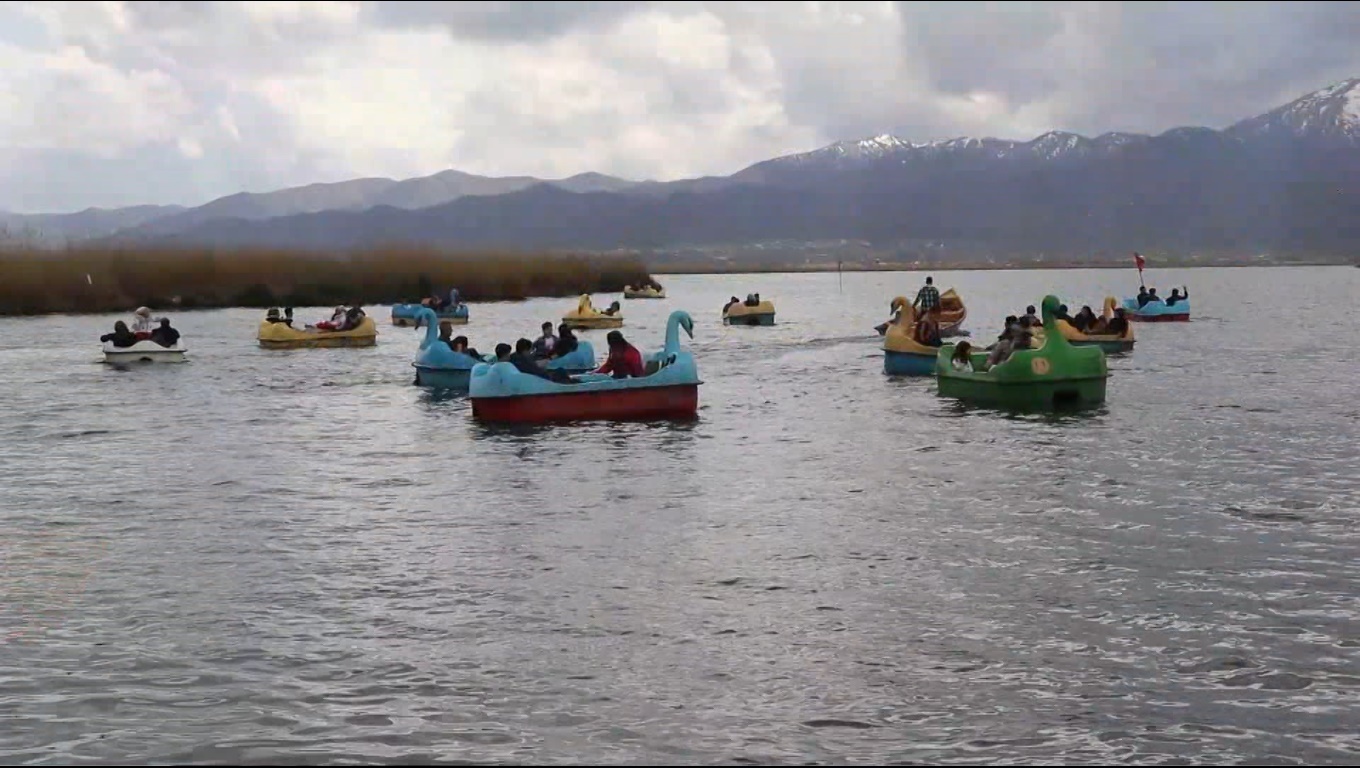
[5,77,1360,259]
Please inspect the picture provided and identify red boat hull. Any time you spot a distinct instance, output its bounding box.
[472,384,699,423]
[1130,313,1189,322]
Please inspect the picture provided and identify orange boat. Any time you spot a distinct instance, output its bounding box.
[937,288,967,335]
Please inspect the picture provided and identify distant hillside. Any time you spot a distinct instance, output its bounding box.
[29,77,1360,260]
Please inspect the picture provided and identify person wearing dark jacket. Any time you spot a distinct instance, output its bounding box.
[100,320,139,348]
[149,318,180,347]
[510,338,575,383]
[553,324,579,358]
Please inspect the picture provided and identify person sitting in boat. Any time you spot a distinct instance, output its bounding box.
[532,322,558,358]
[450,335,482,360]
[912,276,940,314]
[596,330,645,379]
[1071,305,1097,331]
[1136,286,1151,307]
[950,341,975,372]
[100,320,139,348]
[447,288,462,310]
[1054,304,1073,323]
[511,338,574,383]
[601,300,622,316]
[343,305,366,329]
[438,321,456,346]
[1164,286,1188,306]
[553,323,579,358]
[1106,308,1130,337]
[131,306,157,338]
[723,296,740,315]
[149,318,180,348]
[913,308,943,347]
[1140,287,1162,307]
[983,329,1032,370]
[314,306,348,331]
[266,307,283,324]
[1019,305,1040,328]
[494,343,512,362]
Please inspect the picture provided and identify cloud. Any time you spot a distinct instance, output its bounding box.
[0,1,1358,212]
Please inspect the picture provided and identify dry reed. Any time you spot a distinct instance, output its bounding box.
[0,245,653,315]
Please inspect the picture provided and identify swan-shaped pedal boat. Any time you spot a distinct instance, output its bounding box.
[391,302,468,328]
[411,308,596,390]
[1058,297,1135,354]
[935,295,1109,411]
[882,299,937,376]
[470,310,701,424]
[102,340,187,364]
[723,297,775,326]
[562,295,623,330]
[624,284,666,299]
[936,288,968,336]
[258,316,378,349]
[1121,295,1190,322]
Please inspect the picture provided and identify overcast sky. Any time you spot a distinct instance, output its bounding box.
[2,1,1358,213]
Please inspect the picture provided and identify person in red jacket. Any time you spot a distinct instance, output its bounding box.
[596,330,646,379]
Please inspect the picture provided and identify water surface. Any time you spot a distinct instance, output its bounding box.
[1,267,1358,765]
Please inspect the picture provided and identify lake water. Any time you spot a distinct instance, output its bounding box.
[1,266,1357,765]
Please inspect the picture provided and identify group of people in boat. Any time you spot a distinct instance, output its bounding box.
[263,305,367,332]
[420,289,465,312]
[722,293,764,314]
[100,307,180,348]
[1056,303,1130,335]
[1135,285,1188,307]
[436,320,647,382]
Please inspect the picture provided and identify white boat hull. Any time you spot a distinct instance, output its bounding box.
[102,341,187,364]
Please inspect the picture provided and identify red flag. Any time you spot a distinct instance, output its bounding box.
[1133,251,1146,271]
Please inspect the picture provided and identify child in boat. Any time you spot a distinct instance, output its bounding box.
[950,341,974,372]
[596,330,645,379]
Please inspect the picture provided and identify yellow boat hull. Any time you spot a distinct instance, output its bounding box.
[257,317,379,349]
[562,315,624,330]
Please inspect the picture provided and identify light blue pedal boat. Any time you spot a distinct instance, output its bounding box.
[411,307,594,390]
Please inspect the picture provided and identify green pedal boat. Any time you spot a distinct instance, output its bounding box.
[935,294,1109,411]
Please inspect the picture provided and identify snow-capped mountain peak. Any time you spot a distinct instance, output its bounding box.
[1227,77,1360,144]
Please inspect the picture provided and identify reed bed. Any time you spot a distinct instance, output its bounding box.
[0,246,653,315]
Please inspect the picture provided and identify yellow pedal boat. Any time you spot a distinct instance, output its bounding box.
[723,297,776,326]
[562,295,623,330]
[258,316,379,349]
[623,284,666,299]
[1055,297,1135,353]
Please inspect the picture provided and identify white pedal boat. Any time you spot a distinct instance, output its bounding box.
[102,340,188,364]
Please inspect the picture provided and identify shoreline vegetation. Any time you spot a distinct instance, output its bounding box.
[0,246,653,316]
[652,257,1357,275]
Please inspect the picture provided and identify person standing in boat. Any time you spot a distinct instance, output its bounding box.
[596,330,645,379]
[912,276,940,314]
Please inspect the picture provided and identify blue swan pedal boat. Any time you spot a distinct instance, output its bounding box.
[469,310,701,423]
[412,308,594,390]
[392,298,469,328]
[1121,296,1190,322]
